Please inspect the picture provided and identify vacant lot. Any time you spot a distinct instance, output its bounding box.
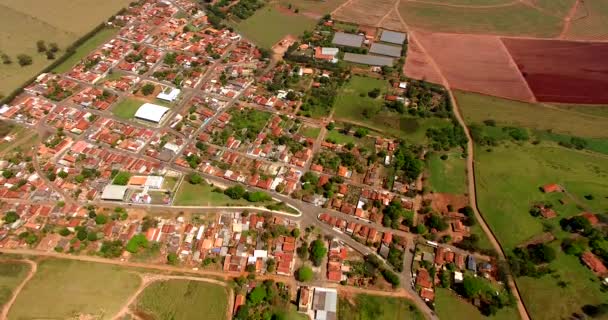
[455,90,608,138]
[278,0,346,16]
[174,182,252,206]
[474,143,608,250]
[233,6,317,49]
[398,2,563,37]
[502,38,608,104]
[434,288,519,320]
[0,0,130,98]
[338,294,424,320]
[134,279,228,320]
[332,0,396,27]
[425,152,467,194]
[8,259,140,319]
[112,98,145,119]
[412,31,534,102]
[0,261,30,309]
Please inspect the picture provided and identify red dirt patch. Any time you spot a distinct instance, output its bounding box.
[271,34,297,59]
[413,31,535,102]
[426,193,468,215]
[403,35,443,85]
[502,38,608,104]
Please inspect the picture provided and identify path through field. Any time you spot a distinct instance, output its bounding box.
[0,259,37,319]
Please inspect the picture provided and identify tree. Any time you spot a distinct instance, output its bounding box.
[427,214,449,231]
[48,43,59,53]
[296,266,314,282]
[367,88,381,98]
[354,127,368,138]
[224,185,246,199]
[46,51,55,60]
[17,54,33,66]
[112,172,131,185]
[527,243,556,264]
[3,211,19,223]
[99,240,124,258]
[188,173,203,184]
[59,228,71,237]
[266,258,276,273]
[141,83,155,96]
[167,252,179,265]
[95,214,108,225]
[126,234,149,253]
[36,40,47,53]
[326,122,335,130]
[1,53,11,65]
[248,285,267,304]
[310,239,327,266]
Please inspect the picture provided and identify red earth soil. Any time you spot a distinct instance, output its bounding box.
[403,35,443,85]
[411,31,536,102]
[502,38,608,104]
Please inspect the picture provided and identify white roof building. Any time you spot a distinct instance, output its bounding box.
[312,287,337,320]
[156,88,181,102]
[134,103,170,123]
[100,185,129,201]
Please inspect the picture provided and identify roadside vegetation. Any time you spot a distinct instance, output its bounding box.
[338,294,424,320]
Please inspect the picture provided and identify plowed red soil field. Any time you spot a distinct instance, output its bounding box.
[502,38,608,104]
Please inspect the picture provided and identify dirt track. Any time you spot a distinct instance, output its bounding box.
[0,259,37,320]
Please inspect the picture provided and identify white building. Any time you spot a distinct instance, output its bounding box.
[134,103,170,123]
[156,88,181,102]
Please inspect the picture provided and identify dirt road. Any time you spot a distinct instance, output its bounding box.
[0,259,37,319]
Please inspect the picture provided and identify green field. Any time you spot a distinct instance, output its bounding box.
[134,279,228,320]
[516,244,608,320]
[52,27,121,73]
[299,125,321,139]
[425,152,467,194]
[0,261,30,309]
[434,288,519,320]
[475,143,608,249]
[8,259,140,319]
[333,76,388,122]
[455,91,608,138]
[112,98,145,119]
[397,2,564,37]
[233,6,317,49]
[0,0,130,98]
[278,0,346,15]
[174,182,254,206]
[338,294,424,320]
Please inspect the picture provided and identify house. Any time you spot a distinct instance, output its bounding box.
[233,294,246,315]
[581,251,607,274]
[581,212,599,225]
[542,183,562,193]
[416,268,432,288]
[466,255,477,272]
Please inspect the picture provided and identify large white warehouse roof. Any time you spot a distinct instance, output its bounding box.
[134,103,170,123]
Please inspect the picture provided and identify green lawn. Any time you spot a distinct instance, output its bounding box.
[112,97,145,119]
[397,2,564,37]
[338,294,424,320]
[299,126,321,139]
[455,90,608,138]
[425,152,467,194]
[0,261,31,309]
[135,279,228,320]
[8,259,140,319]
[278,0,346,15]
[325,129,374,149]
[174,182,255,206]
[333,76,389,122]
[434,288,519,320]
[516,244,608,320]
[233,6,317,49]
[475,143,608,250]
[52,27,121,74]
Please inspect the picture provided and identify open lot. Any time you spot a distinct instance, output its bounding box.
[474,143,608,250]
[112,98,146,119]
[233,6,317,49]
[332,0,396,27]
[134,279,228,320]
[174,181,263,207]
[425,152,467,194]
[563,0,608,40]
[411,31,535,102]
[502,38,608,104]
[0,261,31,308]
[434,288,519,320]
[455,90,608,138]
[278,0,346,17]
[0,0,130,98]
[8,259,140,319]
[338,294,424,320]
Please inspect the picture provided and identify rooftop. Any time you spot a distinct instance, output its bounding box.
[332,32,364,48]
[134,103,170,123]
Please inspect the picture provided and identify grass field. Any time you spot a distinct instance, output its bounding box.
[8,259,140,319]
[52,27,120,74]
[233,6,317,49]
[434,288,519,320]
[474,143,608,250]
[174,182,255,206]
[112,98,145,119]
[565,0,608,40]
[338,294,424,320]
[455,91,608,138]
[516,243,608,320]
[134,279,228,320]
[0,261,30,309]
[0,0,130,98]
[425,152,467,194]
[299,125,321,139]
[278,0,346,15]
[397,2,563,37]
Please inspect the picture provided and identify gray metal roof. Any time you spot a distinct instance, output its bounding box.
[332,32,364,48]
[343,53,394,66]
[100,185,128,200]
[380,30,407,44]
[369,43,402,57]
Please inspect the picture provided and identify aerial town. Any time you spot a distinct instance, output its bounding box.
[0,0,607,319]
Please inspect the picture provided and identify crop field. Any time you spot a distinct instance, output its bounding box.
[332,0,396,28]
[338,294,424,320]
[502,38,608,104]
[233,6,317,49]
[8,259,140,319]
[563,0,608,40]
[134,279,228,320]
[516,243,608,320]
[474,143,608,249]
[425,152,467,194]
[397,1,563,37]
[455,91,608,138]
[434,288,519,320]
[0,0,130,98]
[0,261,30,308]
